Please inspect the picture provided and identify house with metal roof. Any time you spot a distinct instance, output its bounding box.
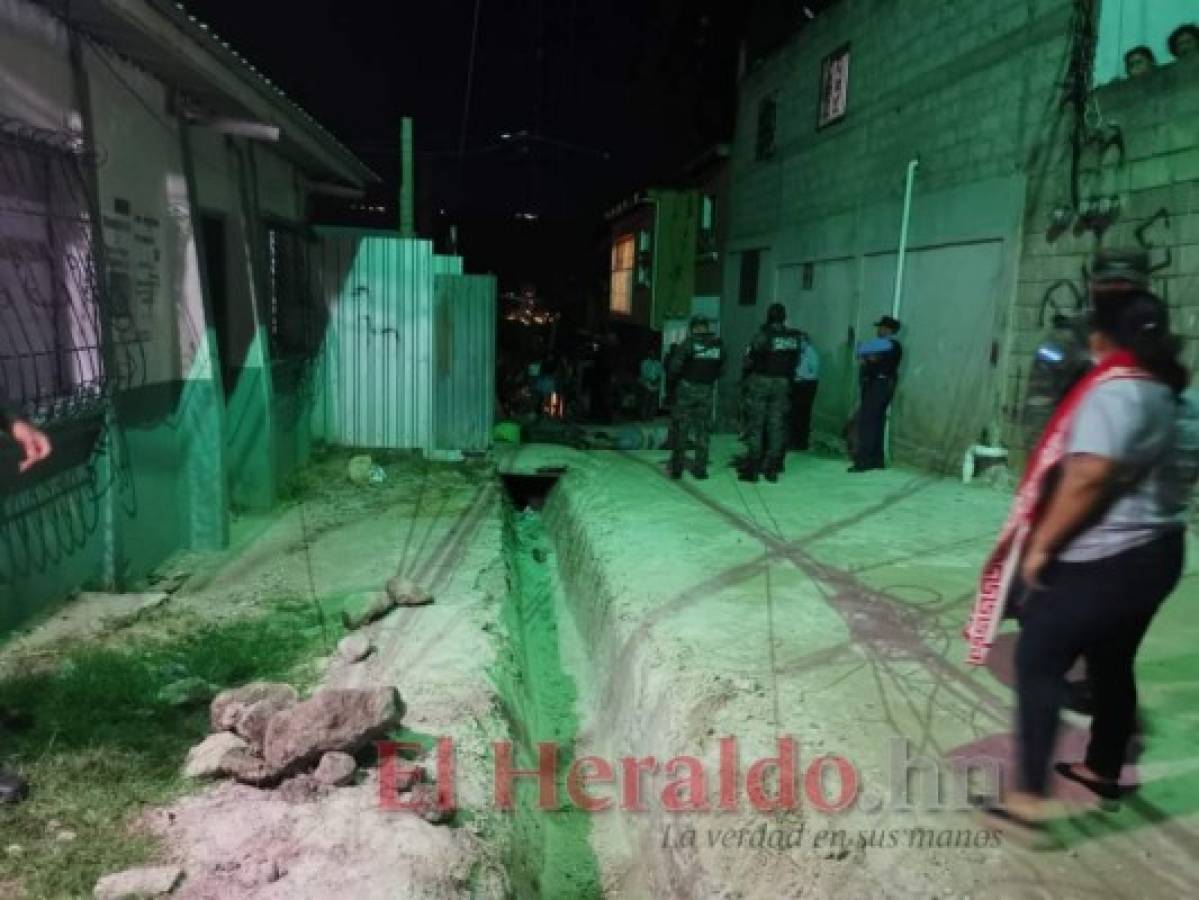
[0,0,388,622]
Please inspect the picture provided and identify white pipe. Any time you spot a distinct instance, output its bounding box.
[884,158,919,461]
[891,158,919,319]
[962,444,1009,484]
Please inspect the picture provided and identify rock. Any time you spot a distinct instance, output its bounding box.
[347,455,374,485]
[263,687,403,774]
[5,844,23,858]
[54,829,77,843]
[340,592,399,631]
[401,783,454,824]
[394,764,423,793]
[314,752,357,786]
[384,577,433,608]
[235,860,282,890]
[157,677,215,708]
[210,683,299,749]
[337,634,373,663]
[93,865,183,899]
[276,774,332,804]
[183,733,249,779]
[220,748,287,788]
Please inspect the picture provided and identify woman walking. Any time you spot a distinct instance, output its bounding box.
[968,290,1199,832]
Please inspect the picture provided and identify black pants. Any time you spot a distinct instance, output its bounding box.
[790,381,818,451]
[854,377,895,468]
[1015,531,1184,795]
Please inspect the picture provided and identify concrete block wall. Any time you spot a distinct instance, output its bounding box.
[722,0,1077,447]
[1008,54,1199,457]
[729,0,1072,250]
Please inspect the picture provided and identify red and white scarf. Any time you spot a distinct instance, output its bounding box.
[965,350,1149,665]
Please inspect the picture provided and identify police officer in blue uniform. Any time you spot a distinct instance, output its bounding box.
[851,315,903,473]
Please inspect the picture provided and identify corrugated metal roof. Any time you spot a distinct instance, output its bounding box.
[38,0,378,187]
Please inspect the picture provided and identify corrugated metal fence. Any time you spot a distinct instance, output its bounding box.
[434,274,496,453]
[315,229,495,453]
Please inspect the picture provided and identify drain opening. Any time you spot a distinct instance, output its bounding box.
[500,470,564,511]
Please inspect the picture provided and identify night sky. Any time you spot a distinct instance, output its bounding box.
[187,0,749,304]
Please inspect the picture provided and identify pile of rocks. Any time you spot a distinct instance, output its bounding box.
[184,682,403,790]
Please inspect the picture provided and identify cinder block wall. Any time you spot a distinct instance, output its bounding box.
[722,0,1075,460]
[1009,56,1199,460]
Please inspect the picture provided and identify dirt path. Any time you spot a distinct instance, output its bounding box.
[515,438,1199,899]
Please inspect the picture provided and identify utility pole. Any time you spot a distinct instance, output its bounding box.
[400,117,415,237]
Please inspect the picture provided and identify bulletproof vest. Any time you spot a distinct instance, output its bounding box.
[681,335,724,385]
[756,326,802,377]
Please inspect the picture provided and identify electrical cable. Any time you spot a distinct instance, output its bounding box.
[457,0,484,178]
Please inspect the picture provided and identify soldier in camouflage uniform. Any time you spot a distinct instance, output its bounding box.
[740,303,802,483]
[668,316,725,480]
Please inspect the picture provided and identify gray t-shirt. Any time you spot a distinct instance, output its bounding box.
[1059,380,1199,562]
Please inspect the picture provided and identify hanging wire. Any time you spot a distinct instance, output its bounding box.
[457,0,484,174]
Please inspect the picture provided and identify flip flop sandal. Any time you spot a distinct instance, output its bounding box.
[972,798,1057,851]
[1054,762,1122,801]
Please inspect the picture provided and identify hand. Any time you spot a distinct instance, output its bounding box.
[9,419,52,473]
[1021,545,1053,591]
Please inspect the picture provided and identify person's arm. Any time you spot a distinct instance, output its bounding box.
[1021,455,1120,586]
[1021,381,1157,586]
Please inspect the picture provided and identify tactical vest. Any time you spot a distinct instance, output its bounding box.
[681,336,724,385]
[756,327,802,377]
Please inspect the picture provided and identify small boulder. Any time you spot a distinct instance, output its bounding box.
[263,687,403,773]
[384,577,433,608]
[340,592,398,631]
[314,752,357,787]
[210,683,299,749]
[337,634,373,663]
[394,764,423,793]
[347,455,374,485]
[157,677,215,709]
[220,748,287,788]
[276,774,332,805]
[400,783,454,825]
[183,733,249,780]
[235,860,282,890]
[93,865,183,899]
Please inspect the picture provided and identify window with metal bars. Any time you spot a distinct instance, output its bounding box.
[0,115,136,423]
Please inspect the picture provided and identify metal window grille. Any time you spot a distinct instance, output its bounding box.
[0,115,140,422]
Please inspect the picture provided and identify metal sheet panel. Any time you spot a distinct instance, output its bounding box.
[433,254,464,276]
[433,274,496,452]
[318,230,435,450]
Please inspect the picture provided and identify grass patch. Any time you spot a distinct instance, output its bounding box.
[0,598,339,899]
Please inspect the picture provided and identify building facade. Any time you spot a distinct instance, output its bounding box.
[605,145,732,335]
[0,0,377,626]
[720,0,1199,472]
